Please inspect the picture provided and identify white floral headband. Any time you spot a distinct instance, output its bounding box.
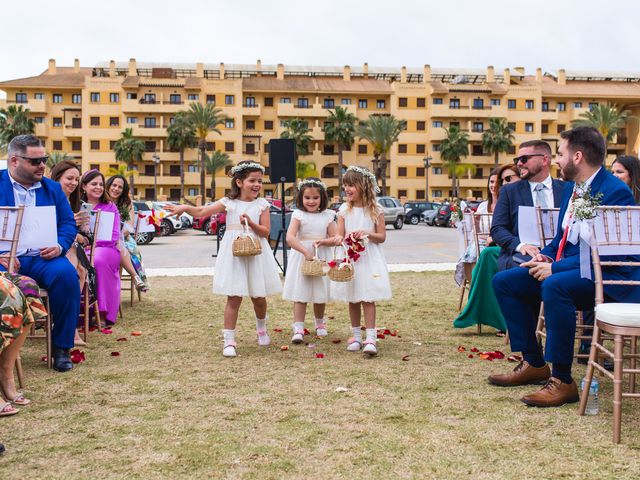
[298,178,327,190]
[230,162,265,175]
[345,165,381,193]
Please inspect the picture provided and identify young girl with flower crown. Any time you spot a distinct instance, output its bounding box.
[331,166,392,356]
[283,178,340,343]
[165,161,281,357]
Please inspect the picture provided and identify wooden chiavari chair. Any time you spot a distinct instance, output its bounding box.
[470,210,493,334]
[457,211,475,312]
[79,210,102,341]
[578,206,640,443]
[120,212,143,307]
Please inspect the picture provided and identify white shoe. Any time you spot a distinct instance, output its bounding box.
[347,337,362,352]
[223,342,237,357]
[315,323,328,337]
[362,341,377,356]
[257,328,271,346]
[292,331,304,344]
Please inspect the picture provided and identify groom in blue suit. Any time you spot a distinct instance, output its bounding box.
[490,127,639,407]
[0,135,79,371]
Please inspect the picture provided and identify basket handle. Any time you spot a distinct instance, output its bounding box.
[242,216,260,249]
[313,243,319,260]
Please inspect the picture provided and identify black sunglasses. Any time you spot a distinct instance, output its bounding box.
[17,155,49,166]
[513,154,545,165]
[500,175,516,185]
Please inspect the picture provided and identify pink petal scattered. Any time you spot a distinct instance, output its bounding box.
[116,337,127,342]
[273,328,283,333]
[315,353,325,359]
[402,355,410,361]
[101,328,113,334]
[280,345,289,351]
[110,352,121,357]
[331,339,342,344]
[131,331,143,336]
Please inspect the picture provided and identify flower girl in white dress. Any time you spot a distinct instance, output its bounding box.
[331,166,392,356]
[282,178,340,343]
[165,161,282,357]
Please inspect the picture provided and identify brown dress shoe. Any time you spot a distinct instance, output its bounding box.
[488,361,551,387]
[520,377,579,408]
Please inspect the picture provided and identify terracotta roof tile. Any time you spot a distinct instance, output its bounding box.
[0,67,91,88]
[242,76,392,93]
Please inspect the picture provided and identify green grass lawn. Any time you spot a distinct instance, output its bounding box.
[2,272,639,479]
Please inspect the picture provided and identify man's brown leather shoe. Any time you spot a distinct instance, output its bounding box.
[520,377,579,407]
[488,361,550,387]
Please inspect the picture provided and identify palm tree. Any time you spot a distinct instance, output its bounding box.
[46,151,72,169]
[113,127,146,195]
[357,114,407,196]
[185,103,227,201]
[202,151,232,201]
[571,103,632,148]
[0,105,35,150]
[107,163,138,179]
[324,106,357,200]
[280,118,313,155]
[482,117,514,166]
[296,160,319,179]
[440,125,470,198]
[167,111,197,200]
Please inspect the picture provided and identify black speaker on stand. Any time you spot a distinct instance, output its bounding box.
[268,138,296,275]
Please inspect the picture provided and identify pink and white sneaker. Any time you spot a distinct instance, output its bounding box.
[223,341,237,357]
[315,323,328,337]
[257,328,271,346]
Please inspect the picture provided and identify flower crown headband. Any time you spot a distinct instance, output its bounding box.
[230,162,265,176]
[345,165,381,193]
[298,178,327,190]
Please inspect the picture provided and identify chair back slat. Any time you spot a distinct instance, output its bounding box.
[535,207,560,247]
[458,211,474,255]
[0,206,25,274]
[472,212,493,255]
[86,210,101,266]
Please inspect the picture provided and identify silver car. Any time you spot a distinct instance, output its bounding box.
[376,196,404,230]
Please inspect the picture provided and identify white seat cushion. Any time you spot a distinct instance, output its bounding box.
[596,303,640,328]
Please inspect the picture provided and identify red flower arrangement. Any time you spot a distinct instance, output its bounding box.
[327,233,368,267]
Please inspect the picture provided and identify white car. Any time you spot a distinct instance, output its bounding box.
[162,201,193,228]
[150,202,182,235]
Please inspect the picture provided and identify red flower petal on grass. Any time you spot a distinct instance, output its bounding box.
[328,316,335,320]
[273,328,283,333]
[41,355,47,362]
[88,326,98,332]
[470,347,479,353]
[70,349,85,364]
[376,333,386,339]
[383,329,391,335]
[116,337,127,342]
[402,355,410,361]
[331,339,341,344]
[131,331,142,336]
[457,346,466,352]
[468,354,474,358]
[315,353,325,358]
[101,328,113,334]
[303,328,310,335]
[280,345,289,351]
[111,352,120,357]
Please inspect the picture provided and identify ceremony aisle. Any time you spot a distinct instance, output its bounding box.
[2,272,639,478]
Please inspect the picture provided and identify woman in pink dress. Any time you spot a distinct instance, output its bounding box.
[80,170,121,325]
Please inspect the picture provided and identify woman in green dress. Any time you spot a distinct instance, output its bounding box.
[453,164,521,333]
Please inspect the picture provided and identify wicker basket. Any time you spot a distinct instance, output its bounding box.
[327,245,354,282]
[232,218,262,257]
[302,245,327,277]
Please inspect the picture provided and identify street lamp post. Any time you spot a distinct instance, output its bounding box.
[152,153,160,201]
[423,155,432,201]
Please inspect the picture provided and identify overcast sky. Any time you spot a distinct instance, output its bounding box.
[2,0,639,84]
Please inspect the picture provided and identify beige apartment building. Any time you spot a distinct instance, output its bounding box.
[2,59,640,202]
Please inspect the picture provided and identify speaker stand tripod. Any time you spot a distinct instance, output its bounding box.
[272,180,289,276]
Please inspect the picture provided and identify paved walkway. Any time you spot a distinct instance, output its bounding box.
[146,262,456,277]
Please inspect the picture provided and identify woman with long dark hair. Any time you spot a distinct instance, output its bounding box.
[611,155,640,204]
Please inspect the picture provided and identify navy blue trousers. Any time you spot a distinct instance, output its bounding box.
[11,256,80,349]
[493,266,595,365]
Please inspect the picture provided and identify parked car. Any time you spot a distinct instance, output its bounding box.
[466,200,482,212]
[376,196,404,229]
[150,202,182,235]
[421,208,440,226]
[132,201,155,245]
[205,212,226,237]
[153,201,189,231]
[404,201,442,225]
[434,204,455,227]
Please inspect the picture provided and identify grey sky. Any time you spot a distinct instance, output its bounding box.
[2,0,639,84]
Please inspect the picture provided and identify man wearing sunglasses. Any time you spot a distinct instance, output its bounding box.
[490,140,565,271]
[0,135,79,372]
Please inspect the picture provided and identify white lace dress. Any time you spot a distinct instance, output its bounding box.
[213,197,283,297]
[331,204,392,302]
[282,209,335,303]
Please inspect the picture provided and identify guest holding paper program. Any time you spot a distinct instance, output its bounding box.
[0,135,79,372]
[80,170,121,326]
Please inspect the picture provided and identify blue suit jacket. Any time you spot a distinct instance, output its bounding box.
[0,169,77,255]
[541,168,640,302]
[491,177,565,270]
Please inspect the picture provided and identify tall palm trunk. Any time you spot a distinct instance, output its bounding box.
[494,151,499,167]
[380,153,388,196]
[451,170,457,199]
[128,165,136,199]
[337,145,344,201]
[199,141,206,202]
[179,149,185,201]
[210,174,217,202]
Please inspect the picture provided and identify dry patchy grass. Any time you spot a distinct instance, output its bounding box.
[1,272,640,479]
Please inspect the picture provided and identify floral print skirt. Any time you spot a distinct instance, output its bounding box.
[0,272,47,352]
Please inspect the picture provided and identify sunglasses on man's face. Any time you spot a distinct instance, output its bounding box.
[513,153,545,165]
[17,155,49,166]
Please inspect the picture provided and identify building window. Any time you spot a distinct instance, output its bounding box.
[169,94,181,104]
[473,167,484,178]
[244,143,256,154]
[110,93,119,103]
[206,95,216,104]
[280,97,291,104]
[71,94,81,104]
[90,116,100,126]
[416,167,425,177]
[473,98,484,109]
[206,142,215,151]
[187,94,198,101]
[541,102,549,112]
[244,96,256,107]
[144,117,157,128]
[432,144,441,152]
[168,165,180,176]
[264,143,270,153]
[525,123,534,133]
[376,99,386,109]
[187,188,198,196]
[225,119,235,128]
[433,189,442,198]
[508,99,516,109]
[557,102,566,111]
[433,98,443,105]
[126,93,137,100]
[398,189,407,198]
[416,144,426,154]
[398,167,407,177]
[507,122,516,132]
[449,98,460,109]
[322,166,335,178]
[541,124,549,134]
[507,145,516,154]
[589,102,599,111]
[398,98,408,107]
[127,117,137,124]
[433,167,443,175]
[264,120,273,130]
[90,140,100,150]
[52,140,62,150]
[358,99,368,109]
[450,121,460,129]
[52,94,62,104]
[398,144,407,154]
[323,98,335,109]
[472,190,483,198]
[90,92,100,103]
[90,164,100,171]
[72,141,81,151]
[225,95,235,105]
[417,121,425,131]
[110,117,119,127]
[110,140,116,150]
[246,120,255,130]
[417,97,426,108]
[187,165,198,173]
[145,141,156,152]
[525,99,534,110]
[358,144,367,154]
[323,144,335,155]
[297,98,309,108]
[33,117,44,124]
[144,165,155,176]
[574,102,583,108]
[53,117,62,127]
[225,142,234,152]
[472,145,484,156]
[416,189,426,200]
[264,97,274,107]
[557,124,566,133]
[433,121,443,128]
[341,98,352,105]
[472,122,483,132]
[491,99,501,106]
[34,93,44,100]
